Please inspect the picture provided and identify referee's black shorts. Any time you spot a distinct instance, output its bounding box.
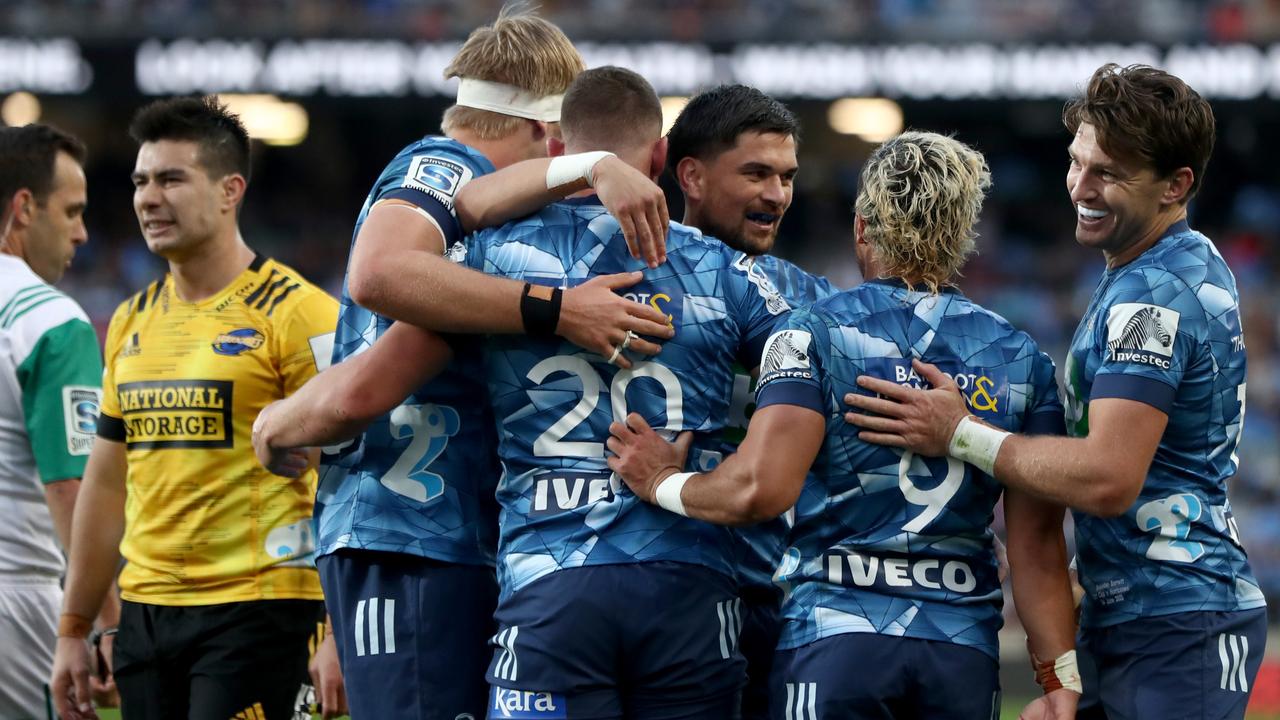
[113,598,324,720]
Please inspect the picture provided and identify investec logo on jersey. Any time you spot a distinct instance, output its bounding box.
[530,470,617,517]
[403,154,473,209]
[825,548,978,594]
[1105,303,1180,369]
[117,379,233,449]
[490,687,566,719]
[758,329,813,386]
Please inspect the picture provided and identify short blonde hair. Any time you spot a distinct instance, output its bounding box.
[854,131,991,293]
[441,3,585,140]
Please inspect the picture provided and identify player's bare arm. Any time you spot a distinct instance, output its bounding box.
[346,202,673,368]
[1005,487,1080,719]
[455,153,669,266]
[253,321,455,473]
[844,358,1166,516]
[50,438,128,720]
[607,404,823,526]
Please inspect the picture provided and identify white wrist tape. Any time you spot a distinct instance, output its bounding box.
[1035,649,1083,694]
[947,415,1010,477]
[546,151,615,190]
[654,471,693,517]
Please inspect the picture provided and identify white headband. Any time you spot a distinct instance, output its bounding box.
[455,78,564,122]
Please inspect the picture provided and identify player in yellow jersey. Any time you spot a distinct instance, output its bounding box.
[50,96,338,720]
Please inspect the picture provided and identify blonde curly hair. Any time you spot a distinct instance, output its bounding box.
[441,2,585,140]
[854,131,991,293]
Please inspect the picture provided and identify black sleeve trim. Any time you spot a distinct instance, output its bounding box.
[1091,373,1175,415]
[97,413,126,442]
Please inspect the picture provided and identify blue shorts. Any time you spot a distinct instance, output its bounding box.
[1077,608,1267,720]
[740,587,783,720]
[770,633,1000,720]
[318,549,499,720]
[486,561,745,720]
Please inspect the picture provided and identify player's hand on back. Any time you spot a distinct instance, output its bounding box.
[1018,688,1079,720]
[252,402,312,478]
[51,635,99,720]
[606,413,692,503]
[591,155,669,268]
[842,358,969,458]
[558,272,675,369]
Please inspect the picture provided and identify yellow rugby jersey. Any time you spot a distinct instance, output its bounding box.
[97,255,338,605]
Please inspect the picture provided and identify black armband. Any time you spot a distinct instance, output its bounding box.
[520,283,563,338]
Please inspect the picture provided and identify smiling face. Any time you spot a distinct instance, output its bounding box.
[1066,123,1188,266]
[680,131,797,256]
[22,151,88,284]
[132,139,236,261]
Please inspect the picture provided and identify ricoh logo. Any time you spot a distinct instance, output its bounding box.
[489,688,566,719]
[825,550,978,593]
[530,471,618,517]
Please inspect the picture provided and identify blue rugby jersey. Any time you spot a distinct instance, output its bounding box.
[756,279,1064,659]
[720,256,838,595]
[315,137,500,566]
[1064,220,1264,628]
[460,198,788,600]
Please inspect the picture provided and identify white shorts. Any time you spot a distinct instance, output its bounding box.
[0,578,61,719]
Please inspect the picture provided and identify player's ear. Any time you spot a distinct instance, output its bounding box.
[529,120,548,142]
[221,173,247,212]
[649,137,668,181]
[675,157,702,201]
[547,136,567,158]
[9,188,34,227]
[1163,167,1194,205]
[854,213,867,245]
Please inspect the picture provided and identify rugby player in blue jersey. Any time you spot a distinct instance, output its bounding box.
[610,131,1079,720]
[666,85,837,719]
[844,65,1265,720]
[251,8,676,720]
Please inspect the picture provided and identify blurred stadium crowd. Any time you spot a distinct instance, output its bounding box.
[8,0,1280,43]
[7,0,1280,610]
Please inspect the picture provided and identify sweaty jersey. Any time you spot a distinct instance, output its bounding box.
[1064,220,1264,628]
[757,279,1064,659]
[98,255,337,605]
[317,136,500,566]
[462,198,788,600]
[0,255,101,580]
[721,256,837,594]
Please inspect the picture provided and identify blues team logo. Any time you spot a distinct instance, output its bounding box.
[212,328,265,356]
[1105,303,1180,369]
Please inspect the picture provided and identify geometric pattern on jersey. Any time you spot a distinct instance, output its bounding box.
[722,255,838,593]
[0,254,102,580]
[1064,221,1264,628]
[317,136,500,567]
[97,255,337,605]
[462,199,786,600]
[756,279,1065,659]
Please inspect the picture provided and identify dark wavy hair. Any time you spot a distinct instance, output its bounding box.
[1063,64,1214,201]
[129,95,251,182]
[0,124,86,208]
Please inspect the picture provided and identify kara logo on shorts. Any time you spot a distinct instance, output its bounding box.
[489,687,566,719]
[62,385,100,455]
[212,328,265,356]
[1106,303,1180,369]
[117,379,233,449]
